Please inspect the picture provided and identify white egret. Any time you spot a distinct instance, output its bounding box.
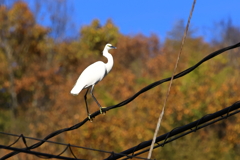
[70,43,117,120]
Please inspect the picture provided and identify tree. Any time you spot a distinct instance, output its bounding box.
[166,19,196,41]
[212,19,240,68]
[0,2,50,113]
[79,19,119,55]
[0,1,240,159]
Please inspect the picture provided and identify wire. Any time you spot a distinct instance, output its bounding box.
[2,42,240,159]
[105,101,240,160]
[106,42,240,111]
[0,132,113,154]
[148,0,197,158]
[0,133,148,159]
[0,144,85,160]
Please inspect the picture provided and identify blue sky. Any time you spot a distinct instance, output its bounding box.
[24,0,240,41]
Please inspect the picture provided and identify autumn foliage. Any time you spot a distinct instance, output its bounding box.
[0,2,240,160]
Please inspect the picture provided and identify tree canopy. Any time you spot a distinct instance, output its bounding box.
[0,2,239,159]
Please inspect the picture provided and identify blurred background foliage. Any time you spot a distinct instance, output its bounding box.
[0,1,240,160]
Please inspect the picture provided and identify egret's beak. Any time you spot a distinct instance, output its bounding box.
[110,46,117,49]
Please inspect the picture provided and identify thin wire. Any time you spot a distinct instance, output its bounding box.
[0,131,112,153]
[147,0,197,158]
[0,144,85,160]
[2,42,240,159]
[0,132,148,160]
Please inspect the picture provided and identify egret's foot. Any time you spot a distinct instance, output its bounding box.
[100,107,106,115]
[88,114,93,122]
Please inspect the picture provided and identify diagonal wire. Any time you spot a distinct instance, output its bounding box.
[147,0,197,158]
[105,101,240,160]
[105,42,240,112]
[1,42,240,159]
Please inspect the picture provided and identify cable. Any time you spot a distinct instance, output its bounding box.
[106,42,240,111]
[105,101,240,160]
[127,108,240,160]
[2,42,240,159]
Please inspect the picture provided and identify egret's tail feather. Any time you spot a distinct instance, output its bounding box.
[70,85,83,95]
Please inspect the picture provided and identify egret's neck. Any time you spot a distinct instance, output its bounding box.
[103,49,114,74]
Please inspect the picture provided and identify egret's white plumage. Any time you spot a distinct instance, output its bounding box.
[70,61,107,95]
[70,43,116,119]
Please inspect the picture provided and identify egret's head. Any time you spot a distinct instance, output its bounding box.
[105,43,117,50]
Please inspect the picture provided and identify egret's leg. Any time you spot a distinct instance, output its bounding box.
[90,85,106,114]
[84,88,92,121]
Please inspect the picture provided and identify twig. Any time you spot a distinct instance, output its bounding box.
[147,0,197,159]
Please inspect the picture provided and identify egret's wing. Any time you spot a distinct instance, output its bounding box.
[70,61,106,95]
